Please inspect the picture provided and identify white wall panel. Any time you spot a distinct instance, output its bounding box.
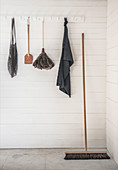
[0,0,107,148]
[107,0,118,164]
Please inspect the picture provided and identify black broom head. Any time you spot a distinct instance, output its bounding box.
[64,153,110,160]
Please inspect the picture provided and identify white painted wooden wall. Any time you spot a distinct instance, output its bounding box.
[107,0,118,164]
[0,0,107,148]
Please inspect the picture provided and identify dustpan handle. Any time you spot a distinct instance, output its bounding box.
[27,24,30,55]
[27,17,30,55]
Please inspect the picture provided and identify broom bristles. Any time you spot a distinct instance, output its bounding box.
[64,153,110,160]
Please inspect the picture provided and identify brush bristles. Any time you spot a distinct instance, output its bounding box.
[64,153,110,160]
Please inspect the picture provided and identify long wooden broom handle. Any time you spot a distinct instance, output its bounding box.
[27,23,30,55]
[82,33,87,152]
[42,19,44,52]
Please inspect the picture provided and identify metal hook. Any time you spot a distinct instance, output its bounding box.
[27,16,30,25]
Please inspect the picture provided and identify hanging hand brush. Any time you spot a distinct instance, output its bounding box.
[24,17,33,64]
[64,33,110,160]
[33,19,54,70]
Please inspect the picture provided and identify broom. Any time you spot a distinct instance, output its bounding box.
[64,33,110,160]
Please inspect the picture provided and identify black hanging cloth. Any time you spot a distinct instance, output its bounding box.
[56,18,74,97]
[8,18,18,78]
